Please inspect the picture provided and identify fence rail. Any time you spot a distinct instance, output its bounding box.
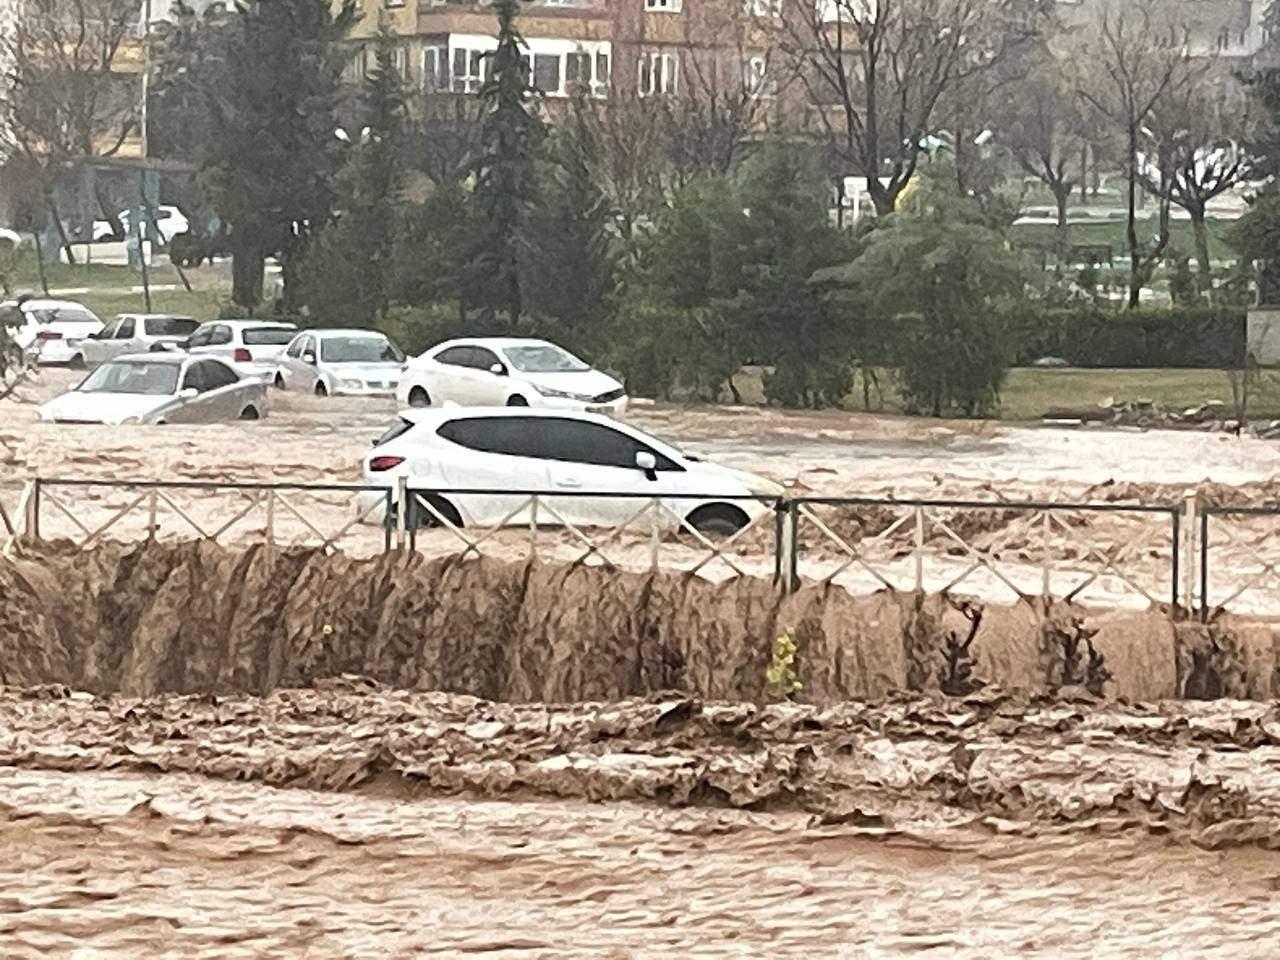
[6,477,1279,618]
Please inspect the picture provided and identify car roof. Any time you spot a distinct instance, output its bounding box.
[112,352,188,365]
[433,337,554,351]
[115,313,194,321]
[15,299,95,311]
[198,319,297,329]
[305,328,389,339]
[399,406,616,428]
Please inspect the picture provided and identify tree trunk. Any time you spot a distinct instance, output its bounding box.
[1053,185,1071,258]
[1126,125,1141,309]
[45,192,76,267]
[1190,205,1212,293]
[94,181,124,240]
[231,235,264,308]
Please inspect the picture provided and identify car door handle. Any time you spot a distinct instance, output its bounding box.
[556,477,583,488]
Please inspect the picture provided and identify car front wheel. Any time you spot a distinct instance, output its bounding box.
[506,394,529,407]
[408,386,431,407]
[685,504,749,538]
[315,381,328,398]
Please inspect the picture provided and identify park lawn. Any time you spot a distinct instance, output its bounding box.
[1008,218,1238,262]
[997,367,1280,421]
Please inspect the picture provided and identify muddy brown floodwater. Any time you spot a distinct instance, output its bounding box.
[2,686,1280,958]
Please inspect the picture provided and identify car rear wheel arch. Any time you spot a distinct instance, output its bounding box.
[239,405,261,421]
[408,386,431,407]
[506,394,529,407]
[315,381,328,397]
[685,503,749,537]
[386,493,463,530]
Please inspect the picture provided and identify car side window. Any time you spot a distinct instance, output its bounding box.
[100,320,121,339]
[434,346,472,367]
[286,337,304,359]
[533,419,679,470]
[188,326,212,348]
[438,417,538,458]
[209,325,233,346]
[202,360,240,389]
[116,318,135,338]
[470,347,502,372]
[181,362,208,393]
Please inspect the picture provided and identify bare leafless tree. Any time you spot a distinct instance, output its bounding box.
[579,91,668,241]
[1138,72,1255,286]
[1077,1,1205,307]
[997,46,1094,253]
[780,0,1042,216]
[0,0,141,261]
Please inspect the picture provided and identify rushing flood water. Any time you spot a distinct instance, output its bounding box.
[2,687,1280,957]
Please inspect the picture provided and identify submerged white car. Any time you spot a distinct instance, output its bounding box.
[275,329,406,396]
[2,298,104,365]
[396,338,627,414]
[184,319,298,380]
[38,353,269,425]
[359,407,780,534]
[72,313,200,367]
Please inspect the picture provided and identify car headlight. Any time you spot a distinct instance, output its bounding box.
[340,379,364,391]
[537,387,594,402]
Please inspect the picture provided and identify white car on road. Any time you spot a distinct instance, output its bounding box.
[2,298,104,365]
[397,338,627,414]
[275,329,406,396]
[359,407,780,534]
[184,319,297,380]
[71,313,200,367]
[38,353,269,425]
[92,205,190,244]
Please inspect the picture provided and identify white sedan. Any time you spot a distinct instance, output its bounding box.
[38,353,269,425]
[359,407,780,534]
[2,298,104,365]
[396,338,628,414]
[275,329,405,396]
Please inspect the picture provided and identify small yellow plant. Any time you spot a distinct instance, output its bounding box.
[765,629,802,701]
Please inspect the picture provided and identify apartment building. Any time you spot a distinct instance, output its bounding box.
[1055,0,1272,60]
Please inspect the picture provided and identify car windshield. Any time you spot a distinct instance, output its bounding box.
[321,335,405,363]
[242,327,296,346]
[79,360,179,395]
[502,344,589,373]
[143,317,198,337]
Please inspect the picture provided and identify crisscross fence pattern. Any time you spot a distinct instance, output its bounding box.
[11,477,1280,618]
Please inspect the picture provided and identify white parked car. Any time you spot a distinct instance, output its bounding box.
[275,329,406,396]
[37,353,269,425]
[397,338,627,414]
[184,319,297,380]
[1,298,104,365]
[359,407,780,534]
[71,313,200,367]
[92,205,190,244]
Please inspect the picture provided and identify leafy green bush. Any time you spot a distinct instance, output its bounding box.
[1008,304,1246,368]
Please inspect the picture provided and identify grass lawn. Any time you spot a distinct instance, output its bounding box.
[1008,219,1238,263]
[997,367,1280,421]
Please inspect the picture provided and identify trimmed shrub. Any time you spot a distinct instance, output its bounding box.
[1008,305,1246,368]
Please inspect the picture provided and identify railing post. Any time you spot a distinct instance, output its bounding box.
[776,499,798,593]
[26,478,40,542]
[529,495,539,559]
[1041,509,1052,599]
[1181,492,1197,618]
[649,497,660,572]
[147,489,158,540]
[264,488,275,548]
[395,475,408,551]
[913,505,925,592]
[382,489,393,554]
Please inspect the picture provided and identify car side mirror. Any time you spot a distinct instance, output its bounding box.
[179,386,198,399]
[635,451,658,480]
[303,352,316,365]
[489,362,506,376]
[177,338,190,350]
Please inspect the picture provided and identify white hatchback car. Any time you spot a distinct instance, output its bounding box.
[275,329,406,396]
[184,319,298,380]
[2,298,104,365]
[360,407,781,534]
[397,338,627,414]
[73,313,200,367]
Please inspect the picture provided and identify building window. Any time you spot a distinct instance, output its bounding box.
[452,47,486,93]
[530,52,562,93]
[565,50,610,97]
[423,42,447,92]
[342,45,368,83]
[638,50,678,96]
[744,0,781,15]
[391,44,411,81]
[645,0,682,12]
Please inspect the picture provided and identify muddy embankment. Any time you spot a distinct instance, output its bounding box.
[0,540,1276,702]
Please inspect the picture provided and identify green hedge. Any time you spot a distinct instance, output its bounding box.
[1008,305,1247,369]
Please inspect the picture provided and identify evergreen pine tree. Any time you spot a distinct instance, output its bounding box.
[519,102,613,350]
[469,0,543,328]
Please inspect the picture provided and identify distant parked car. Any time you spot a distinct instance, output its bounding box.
[358,407,780,534]
[92,206,190,244]
[397,338,628,414]
[184,319,298,380]
[71,313,200,367]
[1030,356,1072,368]
[1,298,104,365]
[37,353,269,425]
[275,328,406,396]
[0,227,25,248]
